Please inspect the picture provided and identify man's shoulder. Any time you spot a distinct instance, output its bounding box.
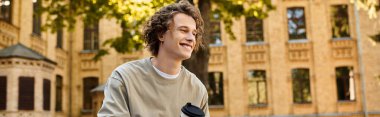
[115,58,148,71]
[182,68,207,91]
[113,58,150,77]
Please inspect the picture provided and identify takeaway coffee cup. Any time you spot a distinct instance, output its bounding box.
[180,103,205,117]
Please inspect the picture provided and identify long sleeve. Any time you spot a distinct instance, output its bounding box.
[201,89,210,117]
[98,71,130,117]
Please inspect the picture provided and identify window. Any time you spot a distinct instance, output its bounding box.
[32,0,41,35]
[209,13,222,45]
[247,70,267,105]
[83,21,99,51]
[83,77,98,110]
[56,27,63,48]
[331,5,350,38]
[0,0,12,23]
[0,76,6,110]
[336,66,355,101]
[207,72,224,106]
[292,68,311,103]
[246,16,264,43]
[55,75,63,111]
[43,79,51,110]
[19,77,34,110]
[287,7,307,40]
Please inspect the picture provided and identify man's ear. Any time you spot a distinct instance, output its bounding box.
[158,32,165,41]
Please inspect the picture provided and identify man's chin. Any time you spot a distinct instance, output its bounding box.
[180,53,192,60]
[182,55,191,60]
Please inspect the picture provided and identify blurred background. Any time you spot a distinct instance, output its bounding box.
[0,0,379,117]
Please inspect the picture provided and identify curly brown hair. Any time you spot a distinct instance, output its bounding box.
[143,0,204,56]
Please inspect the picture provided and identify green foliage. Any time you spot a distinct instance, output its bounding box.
[370,32,380,43]
[40,0,275,61]
[331,5,350,38]
[211,0,275,40]
[353,0,379,19]
[93,49,109,61]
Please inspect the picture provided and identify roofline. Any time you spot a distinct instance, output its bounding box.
[0,55,57,65]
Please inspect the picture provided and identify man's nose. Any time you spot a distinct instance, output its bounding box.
[185,33,195,42]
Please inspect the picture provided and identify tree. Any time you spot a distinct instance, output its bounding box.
[351,0,380,43]
[40,0,379,87]
[40,0,275,86]
[352,0,379,19]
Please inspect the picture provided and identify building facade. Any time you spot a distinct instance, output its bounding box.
[0,0,379,117]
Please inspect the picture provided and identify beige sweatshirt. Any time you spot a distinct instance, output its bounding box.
[98,58,209,117]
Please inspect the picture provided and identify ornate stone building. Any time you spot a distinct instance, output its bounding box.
[0,0,379,117]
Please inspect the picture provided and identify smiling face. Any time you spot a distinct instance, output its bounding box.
[158,13,197,60]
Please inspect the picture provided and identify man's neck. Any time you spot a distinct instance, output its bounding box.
[151,54,182,75]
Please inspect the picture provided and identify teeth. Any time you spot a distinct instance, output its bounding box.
[182,45,191,49]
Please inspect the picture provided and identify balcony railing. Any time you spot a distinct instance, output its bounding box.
[30,35,47,55]
[209,46,226,65]
[55,48,67,69]
[286,41,312,61]
[80,53,100,71]
[245,43,268,63]
[0,21,19,47]
[330,39,356,59]
[0,111,51,117]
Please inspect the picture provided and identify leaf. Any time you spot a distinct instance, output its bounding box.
[41,0,275,60]
[92,49,109,61]
[370,32,380,43]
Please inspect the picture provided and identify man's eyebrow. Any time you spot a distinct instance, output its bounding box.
[177,26,197,32]
[177,26,189,29]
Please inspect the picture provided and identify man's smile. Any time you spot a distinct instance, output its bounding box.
[179,42,193,50]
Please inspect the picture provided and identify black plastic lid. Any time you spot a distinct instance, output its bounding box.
[181,103,205,117]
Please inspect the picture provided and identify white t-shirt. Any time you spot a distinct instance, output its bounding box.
[152,65,180,79]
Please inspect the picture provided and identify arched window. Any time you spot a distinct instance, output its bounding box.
[83,77,99,110]
[291,68,311,103]
[331,5,350,39]
[207,72,224,106]
[43,79,51,110]
[55,75,63,111]
[247,70,267,105]
[18,77,34,110]
[83,21,99,51]
[336,66,355,101]
[0,76,6,110]
[246,16,264,43]
[287,7,307,40]
[32,0,41,35]
[0,0,12,23]
[56,27,63,49]
[209,13,222,46]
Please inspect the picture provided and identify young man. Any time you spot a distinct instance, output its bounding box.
[97,1,209,117]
